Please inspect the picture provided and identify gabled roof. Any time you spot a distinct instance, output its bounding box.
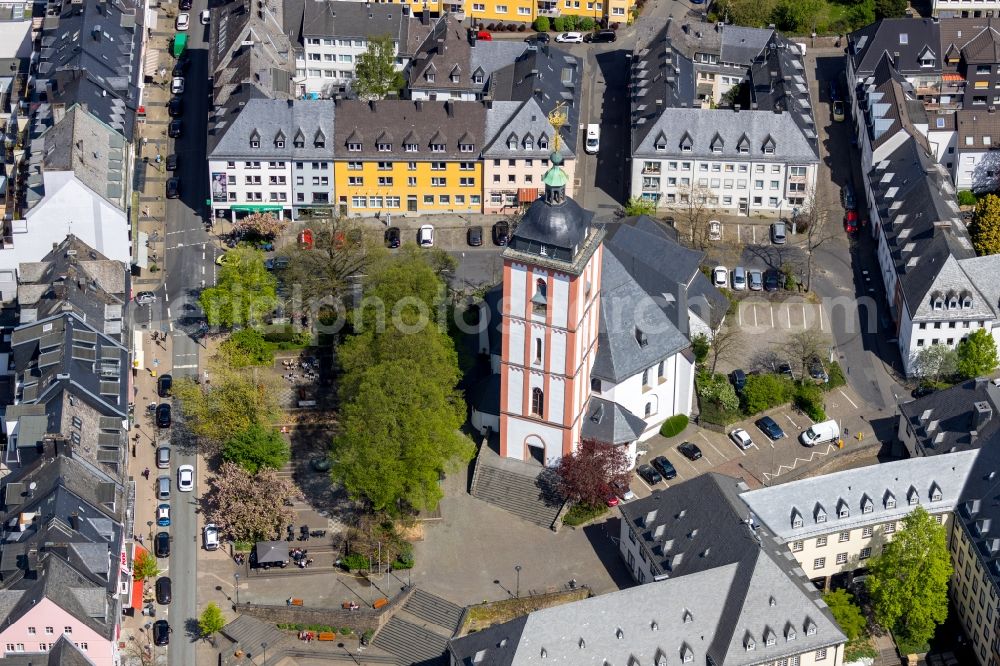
[209,98,336,158]
[332,100,485,160]
[300,0,410,43]
[848,18,942,77]
[483,99,571,159]
[960,25,1000,63]
[581,397,647,444]
[899,378,1000,456]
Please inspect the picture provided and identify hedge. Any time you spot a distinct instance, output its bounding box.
[340,553,368,571]
[741,374,794,415]
[533,16,549,31]
[660,414,689,438]
[825,361,846,390]
[563,502,608,527]
[794,383,826,421]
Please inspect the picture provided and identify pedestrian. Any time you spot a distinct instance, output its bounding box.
[143,468,150,480]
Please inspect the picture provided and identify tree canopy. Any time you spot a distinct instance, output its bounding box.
[200,247,278,328]
[824,589,867,641]
[555,439,631,507]
[971,193,1000,256]
[132,550,161,581]
[172,363,282,447]
[222,423,290,474]
[218,328,275,368]
[956,328,999,379]
[203,462,295,542]
[331,250,473,514]
[866,505,952,647]
[622,196,657,217]
[198,603,226,637]
[353,35,404,100]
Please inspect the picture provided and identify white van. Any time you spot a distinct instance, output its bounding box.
[585,124,600,154]
[799,419,840,447]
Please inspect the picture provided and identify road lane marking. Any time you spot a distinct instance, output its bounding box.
[819,306,824,331]
[770,305,775,328]
[172,364,199,369]
[838,389,859,410]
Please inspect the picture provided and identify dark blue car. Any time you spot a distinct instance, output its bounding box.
[651,455,677,480]
[756,416,786,441]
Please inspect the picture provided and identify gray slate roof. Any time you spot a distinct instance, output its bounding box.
[580,397,646,445]
[849,18,942,78]
[209,98,335,159]
[3,635,95,666]
[210,0,294,108]
[899,378,1000,456]
[302,0,409,42]
[741,449,978,541]
[958,254,1000,319]
[633,106,818,162]
[507,190,594,264]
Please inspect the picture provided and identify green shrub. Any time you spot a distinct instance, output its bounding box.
[691,333,710,365]
[795,383,826,421]
[741,374,793,415]
[393,543,415,570]
[341,553,368,571]
[533,16,550,31]
[699,401,742,426]
[233,540,252,553]
[362,629,375,644]
[263,328,295,343]
[958,190,978,206]
[563,14,578,30]
[580,17,595,30]
[340,627,352,635]
[563,502,608,527]
[552,16,565,31]
[660,414,689,438]
[825,361,846,390]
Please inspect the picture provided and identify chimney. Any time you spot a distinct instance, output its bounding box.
[421,5,429,25]
[974,401,993,431]
[468,28,477,46]
[92,25,102,41]
[415,99,423,111]
[734,104,740,112]
[676,281,689,339]
[69,512,80,531]
[446,100,454,117]
[369,99,377,112]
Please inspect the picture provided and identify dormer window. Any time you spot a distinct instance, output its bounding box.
[710,133,724,153]
[450,72,460,83]
[933,296,944,310]
[473,72,484,84]
[791,508,803,529]
[524,135,534,150]
[460,143,474,153]
[635,327,648,347]
[762,136,776,154]
[885,492,896,509]
[862,496,873,514]
[745,637,756,652]
[815,504,827,524]
[805,620,817,636]
[377,143,391,152]
[404,143,418,152]
[314,130,326,148]
[683,609,693,623]
[785,623,796,641]
[276,139,285,148]
[949,297,958,310]
[838,501,849,519]
[294,129,305,148]
[764,630,776,647]
[539,136,548,150]
[681,645,693,663]
[963,295,973,308]
[426,71,436,82]
[431,143,445,153]
[507,133,518,150]
[348,142,362,152]
[930,483,942,502]
[908,486,919,505]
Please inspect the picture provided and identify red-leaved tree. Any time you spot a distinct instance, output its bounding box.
[203,462,295,542]
[555,439,631,507]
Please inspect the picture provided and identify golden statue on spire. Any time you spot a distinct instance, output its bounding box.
[548,102,568,153]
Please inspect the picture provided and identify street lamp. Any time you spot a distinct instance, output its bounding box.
[146,520,153,544]
[514,565,522,599]
[262,641,267,664]
[234,573,240,606]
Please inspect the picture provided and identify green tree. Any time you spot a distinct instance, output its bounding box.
[691,333,710,365]
[874,0,907,18]
[622,196,657,217]
[697,372,740,412]
[172,363,282,447]
[866,506,952,648]
[198,602,226,638]
[824,589,867,641]
[218,328,274,368]
[741,374,792,414]
[353,35,404,100]
[970,193,1000,255]
[533,16,550,31]
[133,550,161,581]
[912,344,958,382]
[332,359,473,513]
[200,247,278,328]
[222,423,290,474]
[846,0,875,29]
[956,328,1000,379]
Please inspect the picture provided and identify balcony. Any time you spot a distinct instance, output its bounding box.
[537,2,560,16]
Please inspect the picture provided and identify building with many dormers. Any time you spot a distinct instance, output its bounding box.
[629,19,819,216]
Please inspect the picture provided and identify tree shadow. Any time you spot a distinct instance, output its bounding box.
[581,517,639,590]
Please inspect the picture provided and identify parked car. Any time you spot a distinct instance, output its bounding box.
[265,257,289,270]
[156,403,171,428]
[156,445,171,469]
[844,209,859,233]
[467,225,483,247]
[911,385,935,399]
[613,481,635,501]
[678,441,703,461]
[168,96,183,117]
[731,266,747,291]
[585,123,600,154]
[493,221,509,246]
[384,226,401,248]
[177,464,194,492]
[650,455,677,480]
[833,100,845,122]
[417,224,434,247]
[171,76,185,94]
[764,269,781,292]
[748,269,763,291]
[175,12,189,30]
[203,523,220,551]
[172,56,188,77]
[168,119,182,138]
[756,415,786,440]
[135,291,156,305]
[525,32,550,44]
[155,577,172,604]
[841,183,856,211]
[555,31,584,43]
[729,428,754,451]
[777,361,794,378]
[476,29,492,41]
[158,373,172,397]
[770,221,787,244]
[800,419,841,447]
[808,355,829,382]
[708,219,722,240]
[585,30,617,43]
[154,532,170,558]
[729,368,746,393]
[153,620,170,646]
[200,8,211,23]
[637,463,663,485]
[157,475,171,500]
[179,0,191,10]
[166,154,178,170]
[157,503,171,527]
[165,177,180,199]
[712,266,728,288]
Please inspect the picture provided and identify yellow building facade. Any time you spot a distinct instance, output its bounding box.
[370,0,633,26]
[335,159,482,215]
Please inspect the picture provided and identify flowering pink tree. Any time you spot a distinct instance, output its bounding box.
[203,462,295,542]
[233,213,287,240]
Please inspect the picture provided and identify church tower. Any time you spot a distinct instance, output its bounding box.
[498,111,604,465]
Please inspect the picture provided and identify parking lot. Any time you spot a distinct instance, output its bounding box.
[736,297,826,332]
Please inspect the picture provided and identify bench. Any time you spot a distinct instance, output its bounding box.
[373,597,389,610]
[317,632,336,641]
[288,598,304,606]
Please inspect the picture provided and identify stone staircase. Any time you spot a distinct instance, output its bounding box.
[371,588,465,666]
[470,447,565,529]
[372,617,450,666]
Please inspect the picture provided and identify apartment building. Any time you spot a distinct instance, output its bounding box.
[333,99,484,215]
[208,98,337,220]
[0,439,128,666]
[629,20,819,215]
[284,0,416,96]
[954,107,1000,190]
[897,377,998,458]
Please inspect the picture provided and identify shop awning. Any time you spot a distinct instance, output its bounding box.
[518,188,539,204]
[143,49,161,77]
[231,205,284,212]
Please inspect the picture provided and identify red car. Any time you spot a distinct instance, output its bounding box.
[844,210,859,233]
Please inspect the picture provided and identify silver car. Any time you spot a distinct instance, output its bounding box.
[731,266,747,291]
[748,269,763,291]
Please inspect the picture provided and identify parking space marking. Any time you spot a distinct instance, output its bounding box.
[701,436,728,461]
[785,414,800,429]
[770,305,775,328]
[819,306,824,331]
[839,389,859,410]
[636,476,652,493]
